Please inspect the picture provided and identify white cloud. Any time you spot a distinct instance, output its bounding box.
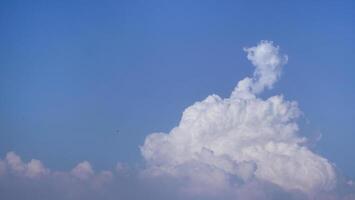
[0,41,352,200]
[71,161,95,180]
[25,159,49,178]
[231,40,287,99]
[5,152,49,178]
[0,152,113,187]
[141,40,337,195]
[6,152,26,174]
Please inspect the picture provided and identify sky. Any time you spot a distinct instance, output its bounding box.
[0,1,354,199]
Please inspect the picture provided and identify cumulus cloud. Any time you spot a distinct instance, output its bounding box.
[141,40,337,196]
[0,41,354,200]
[0,152,113,186]
[5,151,49,178]
[231,40,287,98]
[71,161,95,180]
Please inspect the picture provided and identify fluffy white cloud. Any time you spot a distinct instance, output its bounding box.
[71,161,95,180]
[5,152,49,178]
[25,159,50,178]
[141,41,337,195]
[0,152,113,188]
[0,41,351,200]
[6,152,26,174]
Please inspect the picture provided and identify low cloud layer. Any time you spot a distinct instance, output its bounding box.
[0,41,354,200]
[0,151,113,184]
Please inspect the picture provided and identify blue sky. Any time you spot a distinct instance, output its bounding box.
[0,0,354,185]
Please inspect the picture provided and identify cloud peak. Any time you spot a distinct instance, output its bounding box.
[141,41,337,195]
[232,40,288,99]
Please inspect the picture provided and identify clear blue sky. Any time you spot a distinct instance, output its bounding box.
[0,0,354,179]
